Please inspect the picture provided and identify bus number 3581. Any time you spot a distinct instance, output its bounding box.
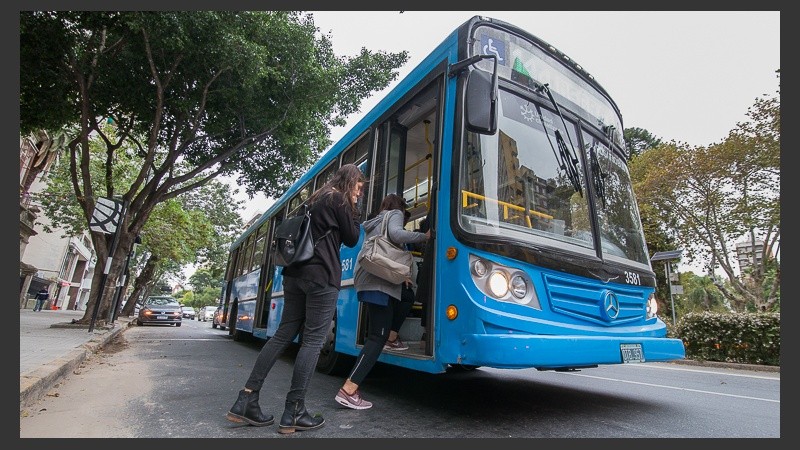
[625,271,641,285]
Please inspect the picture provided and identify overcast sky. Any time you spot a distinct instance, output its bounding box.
[236,10,779,221]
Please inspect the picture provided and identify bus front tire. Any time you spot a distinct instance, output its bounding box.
[316,314,353,376]
[232,328,246,342]
[446,363,480,373]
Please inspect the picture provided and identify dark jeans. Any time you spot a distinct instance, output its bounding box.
[244,277,339,403]
[347,295,395,385]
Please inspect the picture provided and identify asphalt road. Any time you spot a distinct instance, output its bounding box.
[19,318,781,438]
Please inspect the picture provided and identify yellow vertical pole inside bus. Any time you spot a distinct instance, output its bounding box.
[423,119,433,213]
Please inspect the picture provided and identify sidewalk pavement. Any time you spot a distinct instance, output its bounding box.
[19,308,134,410]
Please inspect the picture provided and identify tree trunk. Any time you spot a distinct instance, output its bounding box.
[120,255,159,316]
[74,232,137,325]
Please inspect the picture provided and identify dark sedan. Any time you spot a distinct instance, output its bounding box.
[212,306,227,330]
[136,296,182,326]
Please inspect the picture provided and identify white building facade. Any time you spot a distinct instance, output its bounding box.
[20,137,96,310]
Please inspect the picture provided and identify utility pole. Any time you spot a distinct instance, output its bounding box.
[109,235,140,324]
[650,249,684,325]
[88,198,128,333]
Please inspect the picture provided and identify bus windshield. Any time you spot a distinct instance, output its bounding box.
[471,24,623,144]
[458,88,649,266]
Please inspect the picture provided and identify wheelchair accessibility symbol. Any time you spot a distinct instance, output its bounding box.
[480,35,505,65]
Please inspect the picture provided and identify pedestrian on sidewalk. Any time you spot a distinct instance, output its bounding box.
[33,288,49,312]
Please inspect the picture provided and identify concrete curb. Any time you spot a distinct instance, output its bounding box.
[19,320,134,410]
[669,358,780,373]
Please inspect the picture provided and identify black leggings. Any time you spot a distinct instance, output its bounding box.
[393,285,415,332]
[347,297,396,385]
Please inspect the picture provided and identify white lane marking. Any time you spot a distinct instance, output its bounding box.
[624,363,780,380]
[559,371,780,403]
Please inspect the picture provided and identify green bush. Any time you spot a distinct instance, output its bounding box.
[674,312,780,366]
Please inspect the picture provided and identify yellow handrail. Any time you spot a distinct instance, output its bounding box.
[403,120,434,214]
[461,190,554,228]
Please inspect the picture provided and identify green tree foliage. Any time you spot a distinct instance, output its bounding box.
[188,267,219,293]
[37,123,140,235]
[174,289,192,305]
[180,182,244,282]
[624,127,662,159]
[20,11,408,325]
[118,198,215,317]
[677,272,728,316]
[35,129,226,317]
[629,73,779,312]
[121,180,242,316]
[192,285,222,309]
[624,127,675,312]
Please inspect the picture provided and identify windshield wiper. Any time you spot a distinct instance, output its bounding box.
[589,144,607,208]
[556,130,583,195]
[536,83,583,196]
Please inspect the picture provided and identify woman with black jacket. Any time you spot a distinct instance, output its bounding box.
[226,164,365,434]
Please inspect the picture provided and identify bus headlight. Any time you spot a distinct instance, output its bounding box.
[646,293,658,319]
[471,259,488,277]
[488,271,509,297]
[468,254,540,309]
[510,275,527,301]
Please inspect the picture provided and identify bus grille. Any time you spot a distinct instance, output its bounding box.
[543,273,646,325]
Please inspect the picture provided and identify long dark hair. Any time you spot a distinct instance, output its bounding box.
[308,163,366,211]
[378,193,407,213]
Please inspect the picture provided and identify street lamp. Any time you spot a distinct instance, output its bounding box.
[650,249,683,325]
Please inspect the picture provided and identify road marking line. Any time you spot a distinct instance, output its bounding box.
[559,372,780,403]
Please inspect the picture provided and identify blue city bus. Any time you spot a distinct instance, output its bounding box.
[221,15,685,375]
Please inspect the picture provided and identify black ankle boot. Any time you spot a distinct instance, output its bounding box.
[226,389,274,426]
[278,399,325,434]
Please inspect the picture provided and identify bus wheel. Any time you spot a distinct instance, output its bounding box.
[232,328,247,342]
[316,313,353,376]
[227,302,237,338]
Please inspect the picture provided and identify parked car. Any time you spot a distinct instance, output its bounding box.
[197,305,216,322]
[180,306,196,320]
[136,296,182,326]
[212,305,226,330]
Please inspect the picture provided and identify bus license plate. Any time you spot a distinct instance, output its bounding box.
[157,315,167,320]
[620,343,644,363]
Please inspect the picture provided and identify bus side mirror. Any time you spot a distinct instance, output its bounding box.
[465,69,497,134]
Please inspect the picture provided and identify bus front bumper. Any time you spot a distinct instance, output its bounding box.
[458,333,686,369]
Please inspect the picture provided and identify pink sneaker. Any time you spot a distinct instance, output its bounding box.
[335,388,373,410]
[383,337,409,351]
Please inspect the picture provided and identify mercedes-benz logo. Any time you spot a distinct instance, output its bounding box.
[601,291,620,321]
